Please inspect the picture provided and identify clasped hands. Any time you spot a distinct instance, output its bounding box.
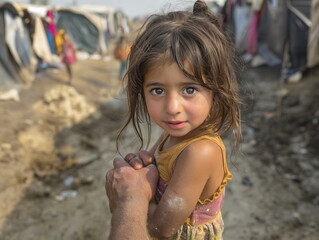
[105,150,158,213]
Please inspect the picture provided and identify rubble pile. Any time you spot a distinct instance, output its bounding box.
[33,85,96,126]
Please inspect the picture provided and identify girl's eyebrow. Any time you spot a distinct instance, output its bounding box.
[144,79,201,88]
[143,81,163,87]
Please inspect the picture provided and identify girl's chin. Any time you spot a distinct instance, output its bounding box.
[164,129,192,138]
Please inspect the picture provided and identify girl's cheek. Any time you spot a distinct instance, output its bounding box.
[149,105,160,119]
[146,100,160,118]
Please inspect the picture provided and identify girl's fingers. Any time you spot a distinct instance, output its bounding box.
[124,151,155,169]
[125,153,143,169]
[138,150,154,166]
[125,153,136,162]
[128,156,143,170]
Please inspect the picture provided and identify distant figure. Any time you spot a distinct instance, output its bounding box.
[46,10,58,54]
[113,36,130,80]
[61,32,76,84]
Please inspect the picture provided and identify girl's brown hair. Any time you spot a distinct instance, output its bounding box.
[117,0,241,151]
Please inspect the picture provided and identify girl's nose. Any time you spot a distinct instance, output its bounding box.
[166,94,181,115]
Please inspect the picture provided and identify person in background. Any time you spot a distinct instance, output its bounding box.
[113,35,131,80]
[46,10,58,54]
[109,0,242,239]
[61,31,76,84]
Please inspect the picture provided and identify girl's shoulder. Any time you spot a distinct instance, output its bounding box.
[175,136,228,201]
[181,134,225,155]
[156,134,226,183]
[180,136,223,166]
[158,134,224,165]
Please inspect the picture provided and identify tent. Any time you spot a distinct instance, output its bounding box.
[79,4,116,46]
[286,0,312,72]
[0,2,37,91]
[32,15,56,64]
[56,7,107,55]
[0,6,20,90]
[307,0,319,68]
[225,0,317,72]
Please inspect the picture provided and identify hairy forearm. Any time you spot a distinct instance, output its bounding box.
[109,198,150,240]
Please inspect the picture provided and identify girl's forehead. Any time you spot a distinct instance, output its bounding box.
[144,62,201,87]
[145,58,194,76]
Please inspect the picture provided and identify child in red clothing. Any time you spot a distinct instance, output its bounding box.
[61,32,76,84]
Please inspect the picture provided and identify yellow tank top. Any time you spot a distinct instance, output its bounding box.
[155,134,232,201]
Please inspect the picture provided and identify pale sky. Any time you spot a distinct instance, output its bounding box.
[48,0,226,17]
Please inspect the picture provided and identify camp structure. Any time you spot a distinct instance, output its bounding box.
[224,0,318,79]
[22,3,60,66]
[55,7,107,55]
[78,4,115,48]
[0,2,37,92]
[307,0,319,68]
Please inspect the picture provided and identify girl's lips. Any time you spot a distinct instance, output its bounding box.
[165,121,187,129]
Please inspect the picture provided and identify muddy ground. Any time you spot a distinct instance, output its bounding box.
[0,52,318,240]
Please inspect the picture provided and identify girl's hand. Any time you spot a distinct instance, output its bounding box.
[125,150,154,170]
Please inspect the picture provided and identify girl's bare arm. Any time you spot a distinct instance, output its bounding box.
[148,140,224,239]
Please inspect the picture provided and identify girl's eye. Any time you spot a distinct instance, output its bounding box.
[150,88,164,95]
[183,87,196,95]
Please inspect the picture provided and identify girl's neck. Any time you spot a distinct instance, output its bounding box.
[163,124,215,150]
[164,135,183,149]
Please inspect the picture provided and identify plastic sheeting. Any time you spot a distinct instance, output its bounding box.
[308,0,319,68]
[287,0,312,71]
[234,4,252,54]
[4,11,24,66]
[4,8,36,83]
[56,9,107,54]
[265,0,288,59]
[33,16,54,64]
[0,62,19,91]
[0,9,19,86]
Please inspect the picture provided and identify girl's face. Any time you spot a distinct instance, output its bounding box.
[143,62,213,139]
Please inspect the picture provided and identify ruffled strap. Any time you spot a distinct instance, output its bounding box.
[187,190,225,226]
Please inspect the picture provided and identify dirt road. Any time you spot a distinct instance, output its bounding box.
[0,55,318,239]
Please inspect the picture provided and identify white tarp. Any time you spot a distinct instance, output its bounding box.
[307,0,319,68]
[4,11,24,66]
[32,16,55,64]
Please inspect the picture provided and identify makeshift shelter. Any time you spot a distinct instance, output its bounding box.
[21,4,61,66]
[307,0,319,68]
[286,0,312,72]
[0,6,19,90]
[56,7,107,54]
[79,4,116,47]
[32,15,56,64]
[225,0,317,73]
[0,59,19,91]
[0,2,37,91]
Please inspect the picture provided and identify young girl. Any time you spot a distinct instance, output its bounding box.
[117,1,241,239]
[61,32,76,84]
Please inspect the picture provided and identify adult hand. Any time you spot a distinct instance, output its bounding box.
[125,150,155,170]
[105,157,158,213]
